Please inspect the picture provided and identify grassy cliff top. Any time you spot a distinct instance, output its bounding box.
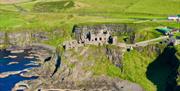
[0,0,179,46]
[0,0,179,30]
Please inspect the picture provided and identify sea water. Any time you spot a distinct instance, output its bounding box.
[0,50,39,91]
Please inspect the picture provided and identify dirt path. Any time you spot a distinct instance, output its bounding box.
[124,36,169,48]
[134,36,169,47]
[0,0,30,4]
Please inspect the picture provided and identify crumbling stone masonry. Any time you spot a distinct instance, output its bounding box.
[63,40,83,50]
[63,30,117,50]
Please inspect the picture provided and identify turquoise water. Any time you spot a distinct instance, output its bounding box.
[0,50,39,91]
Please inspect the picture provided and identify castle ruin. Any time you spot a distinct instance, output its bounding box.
[63,30,117,50]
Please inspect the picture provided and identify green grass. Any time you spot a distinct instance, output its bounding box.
[122,49,157,91]
[0,0,179,32]
[126,0,180,15]
[1,0,179,15]
[120,44,166,91]
[77,45,123,79]
[0,0,32,4]
[0,10,178,45]
[33,0,74,12]
[0,12,26,29]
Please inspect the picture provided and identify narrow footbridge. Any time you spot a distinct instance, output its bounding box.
[130,36,169,47]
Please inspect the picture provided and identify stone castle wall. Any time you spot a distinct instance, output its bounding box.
[63,30,117,50]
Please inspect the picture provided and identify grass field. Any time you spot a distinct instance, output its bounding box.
[0,0,179,46]
[0,0,179,28]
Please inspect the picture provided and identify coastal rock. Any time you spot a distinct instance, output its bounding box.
[0,31,55,49]
[80,76,144,91]
[73,24,134,35]
[22,46,144,91]
[7,62,19,65]
[12,81,29,91]
[0,69,29,78]
[10,50,24,54]
[73,24,136,43]
[106,46,124,68]
[0,32,4,44]
[24,56,34,59]
[8,55,18,58]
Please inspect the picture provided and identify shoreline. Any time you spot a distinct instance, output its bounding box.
[0,44,54,90]
[0,69,30,78]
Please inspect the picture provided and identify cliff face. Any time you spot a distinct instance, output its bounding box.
[25,45,144,91]
[73,24,134,34]
[9,30,179,91]
[25,44,177,91]
[0,31,50,49]
[146,46,180,91]
[73,23,160,44]
[2,24,179,91]
[175,46,180,88]
[8,32,32,47]
[106,45,125,68]
[73,24,136,43]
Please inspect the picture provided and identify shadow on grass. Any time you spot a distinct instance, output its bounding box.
[146,47,180,91]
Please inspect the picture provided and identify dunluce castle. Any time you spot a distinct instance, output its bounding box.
[63,29,117,50]
[62,24,180,51]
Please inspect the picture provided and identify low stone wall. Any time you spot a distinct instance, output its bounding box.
[63,36,117,50]
[63,40,84,50]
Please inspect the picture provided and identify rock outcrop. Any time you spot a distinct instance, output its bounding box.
[73,24,134,35]
[106,45,124,68]
[22,45,144,91]
[0,31,54,49]
[73,24,135,43]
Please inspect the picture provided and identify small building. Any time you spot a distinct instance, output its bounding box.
[156,27,172,35]
[168,14,180,22]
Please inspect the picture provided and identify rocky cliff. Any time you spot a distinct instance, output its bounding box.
[23,45,144,91]
[0,31,52,49]
[73,23,160,44]
[2,24,179,91]
[73,24,136,43]
[24,43,179,91]
[175,46,180,88]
